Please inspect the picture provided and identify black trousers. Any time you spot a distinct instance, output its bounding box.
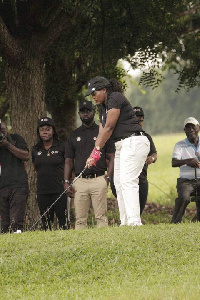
[37,193,67,230]
[139,182,148,215]
[110,178,148,215]
[171,178,200,223]
[0,186,28,233]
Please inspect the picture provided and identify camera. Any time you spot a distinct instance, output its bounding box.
[0,120,5,142]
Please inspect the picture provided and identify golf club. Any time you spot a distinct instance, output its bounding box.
[29,166,87,231]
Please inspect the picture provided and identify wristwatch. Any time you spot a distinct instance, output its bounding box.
[104,175,110,181]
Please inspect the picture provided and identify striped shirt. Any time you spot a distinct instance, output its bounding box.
[172,137,200,179]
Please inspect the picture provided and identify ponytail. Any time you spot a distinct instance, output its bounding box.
[108,78,123,93]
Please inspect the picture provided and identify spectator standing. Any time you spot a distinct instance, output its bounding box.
[0,120,29,233]
[32,117,67,230]
[85,77,150,226]
[171,117,200,223]
[133,106,157,214]
[64,100,114,230]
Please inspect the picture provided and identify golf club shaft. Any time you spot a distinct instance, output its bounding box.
[29,167,87,231]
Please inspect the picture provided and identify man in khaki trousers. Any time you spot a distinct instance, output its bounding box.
[64,100,114,229]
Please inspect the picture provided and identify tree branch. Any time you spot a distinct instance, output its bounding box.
[36,4,80,55]
[0,16,22,62]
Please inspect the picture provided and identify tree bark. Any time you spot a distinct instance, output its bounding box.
[4,55,46,228]
[51,99,77,141]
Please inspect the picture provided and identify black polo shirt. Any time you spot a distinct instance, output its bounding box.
[99,92,143,141]
[139,133,157,183]
[32,140,65,194]
[0,134,28,189]
[65,123,115,176]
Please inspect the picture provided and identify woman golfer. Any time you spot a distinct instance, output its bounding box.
[85,76,150,226]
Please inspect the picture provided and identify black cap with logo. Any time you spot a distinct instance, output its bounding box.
[133,106,145,117]
[38,117,54,127]
[79,100,95,111]
[85,76,110,97]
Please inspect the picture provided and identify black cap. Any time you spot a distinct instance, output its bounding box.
[38,117,54,127]
[85,76,110,97]
[79,100,95,111]
[133,106,145,117]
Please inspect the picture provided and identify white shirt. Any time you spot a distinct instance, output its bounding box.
[172,137,200,179]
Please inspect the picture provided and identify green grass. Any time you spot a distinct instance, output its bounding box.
[1,133,199,300]
[1,225,200,300]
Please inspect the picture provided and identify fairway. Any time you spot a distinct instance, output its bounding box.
[1,225,200,300]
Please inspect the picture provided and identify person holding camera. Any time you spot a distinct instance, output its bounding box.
[0,120,29,233]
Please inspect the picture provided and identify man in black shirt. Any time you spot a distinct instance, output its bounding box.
[133,107,157,214]
[0,120,29,233]
[64,100,114,229]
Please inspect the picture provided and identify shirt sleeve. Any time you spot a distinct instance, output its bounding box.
[64,137,75,159]
[104,138,115,154]
[172,143,182,160]
[107,92,123,110]
[146,134,157,155]
[59,141,66,158]
[11,134,29,151]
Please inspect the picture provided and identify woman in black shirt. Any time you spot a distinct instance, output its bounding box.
[32,117,67,230]
[85,77,150,226]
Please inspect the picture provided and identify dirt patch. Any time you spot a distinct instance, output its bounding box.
[107,197,197,216]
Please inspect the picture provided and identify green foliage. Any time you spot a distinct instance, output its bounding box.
[125,70,200,135]
[1,225,200,299]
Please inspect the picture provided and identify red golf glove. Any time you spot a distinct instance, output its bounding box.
[90,148,101,166]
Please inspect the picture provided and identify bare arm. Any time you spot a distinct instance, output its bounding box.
[146,153,157,165]
[0,138,29,161]
[64,158,75,197]
[106,153,114,178]
[172,157,200,168]
[95,108,120,149]
[64,158,74,180]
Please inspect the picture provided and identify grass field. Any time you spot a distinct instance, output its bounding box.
[1,133,200,300]
[1,225,200,300]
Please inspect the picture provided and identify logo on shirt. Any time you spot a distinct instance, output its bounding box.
[76,137,81,141]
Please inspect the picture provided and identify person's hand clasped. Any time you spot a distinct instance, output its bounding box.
[86,147,101,168]
[187,158,200,168]
[64,182,76,198]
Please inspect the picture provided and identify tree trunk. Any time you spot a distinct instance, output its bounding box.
[5,55,46,228]
[51,98,77,141]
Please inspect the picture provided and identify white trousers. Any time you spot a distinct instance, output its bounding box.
[114,135,150,226]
